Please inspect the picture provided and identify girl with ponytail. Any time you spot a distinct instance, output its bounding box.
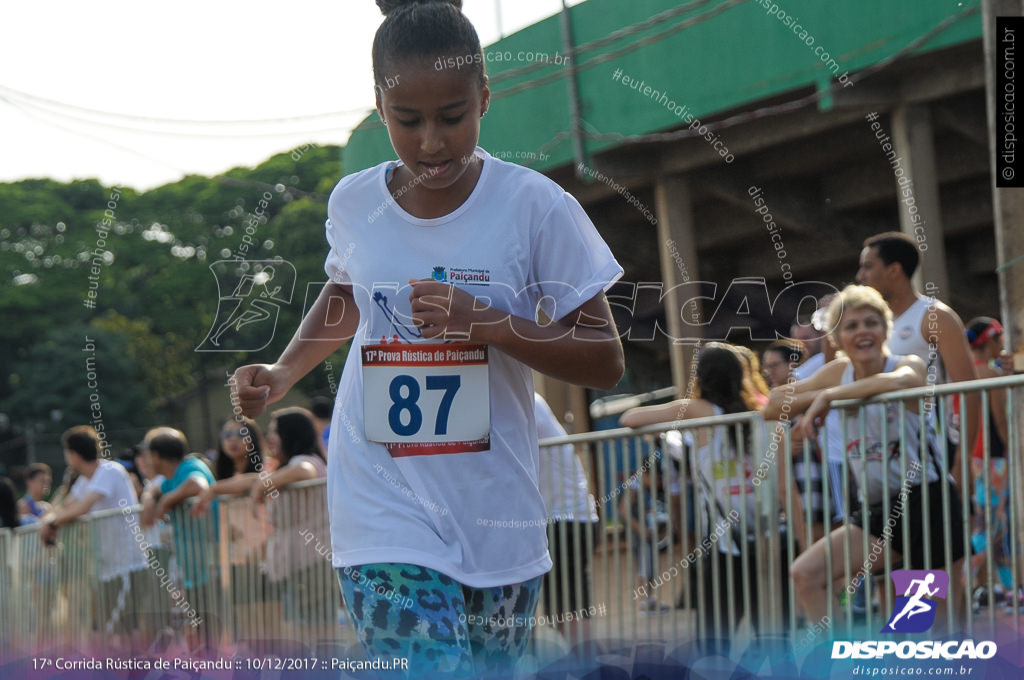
[233,1,625,676]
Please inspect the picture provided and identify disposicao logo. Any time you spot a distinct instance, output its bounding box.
[831,570,998,661]
[883,569,947,634]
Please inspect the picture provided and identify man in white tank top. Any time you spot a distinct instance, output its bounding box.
[855,231,977,488]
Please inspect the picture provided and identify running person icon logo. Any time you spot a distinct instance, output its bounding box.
[196,260,296,352]
[882,570,949,634]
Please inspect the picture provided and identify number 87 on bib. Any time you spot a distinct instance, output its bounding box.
[362,343,491,457]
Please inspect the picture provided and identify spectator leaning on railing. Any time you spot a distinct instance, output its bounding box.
[767,285,967,634]
[621,343,789,644]
[39,425,149,638]
[256,408,328,631]
[140,428,214,530]
[140,427,217,646]
[855,231,978,488]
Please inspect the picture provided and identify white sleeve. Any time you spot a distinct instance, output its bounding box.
[323,219,352,285]
[529,193,623,322]
[534,394,567,440]
[69,476,87,501]
[84,464,114,501]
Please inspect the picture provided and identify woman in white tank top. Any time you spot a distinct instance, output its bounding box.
[764,285,965,630]
[622,343,787,644]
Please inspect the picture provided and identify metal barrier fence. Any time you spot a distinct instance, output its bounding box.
[0,480,352,659]
[535,374,1024,652]
[0,374,1020,660]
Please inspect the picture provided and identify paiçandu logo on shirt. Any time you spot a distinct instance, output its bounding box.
[448,267,492,286]
[432,266,447,282]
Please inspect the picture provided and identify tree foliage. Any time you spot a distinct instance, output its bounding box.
[1,144,349,451]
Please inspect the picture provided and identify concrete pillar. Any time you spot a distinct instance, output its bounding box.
[891,104,950,296]
[654,175,702,398]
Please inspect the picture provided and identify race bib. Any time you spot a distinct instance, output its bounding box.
[362,342,491,457]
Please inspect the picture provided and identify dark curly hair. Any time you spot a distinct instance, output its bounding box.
[372,0,485,90]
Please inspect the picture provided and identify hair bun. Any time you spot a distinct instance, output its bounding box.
[376,0,462,16]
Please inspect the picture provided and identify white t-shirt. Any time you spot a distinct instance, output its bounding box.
[70,460,147,580]
[323,148,622,587]
[840,356,941,504]
[535,393,598,523]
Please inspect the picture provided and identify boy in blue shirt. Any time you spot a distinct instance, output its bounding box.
[140,427,216,648]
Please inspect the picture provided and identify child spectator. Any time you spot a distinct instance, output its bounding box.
[17,463,52,523]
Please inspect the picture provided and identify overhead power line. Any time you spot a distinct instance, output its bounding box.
[0,84,374,128]
[0,93,357,140]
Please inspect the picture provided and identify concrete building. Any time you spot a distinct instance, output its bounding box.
[344,0,997,427]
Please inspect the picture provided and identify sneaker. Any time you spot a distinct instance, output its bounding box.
[1003,587,1024,611]
[973,586,990,609]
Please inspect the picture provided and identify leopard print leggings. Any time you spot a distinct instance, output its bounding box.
[337,563,542,679]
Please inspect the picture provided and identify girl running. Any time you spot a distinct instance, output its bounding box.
[233,1,624,676]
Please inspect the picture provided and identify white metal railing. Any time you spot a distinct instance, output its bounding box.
[0,375,1019,659]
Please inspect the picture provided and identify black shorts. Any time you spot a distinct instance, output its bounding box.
[542,521,596,614]
[848,479,966,569]
[694,533,791,641]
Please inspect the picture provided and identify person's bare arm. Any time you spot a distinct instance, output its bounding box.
[793,356,927,440]
[40,491,102,527]
[140,485,161,527]
[927,304,978,488]
[620,398,715,428]
[250,461,319,504]
[409,282,624,390]
[156,477,208,519]
[38,491,102,544]
[235,282,359,418]
[209,474,260,497]
[764,359,848,420]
